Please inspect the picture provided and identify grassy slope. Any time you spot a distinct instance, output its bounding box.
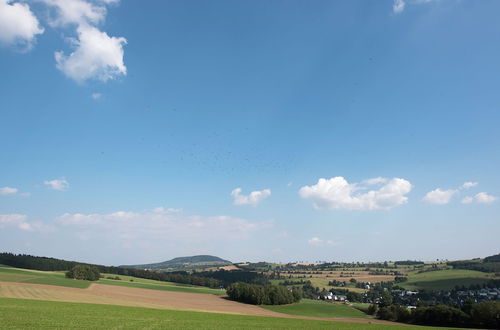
[0,297,452,330]
[0,266,223,295]
[262,299,370,319]
[0,265,90,289]
[402,269,494,290]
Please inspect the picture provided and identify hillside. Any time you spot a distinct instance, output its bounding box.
[120,255,232,271]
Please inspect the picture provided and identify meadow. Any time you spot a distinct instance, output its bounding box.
[0,297,455,329]
[401,269,495,290]
[0,266,223,295]
[262,299,370,318]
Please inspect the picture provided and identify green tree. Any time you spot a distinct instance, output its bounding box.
[66,265,100,281]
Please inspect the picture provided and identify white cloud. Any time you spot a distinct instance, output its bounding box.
[55,25,127,83]
[0,186,30,196]
[0,0,44,50]
[424,181,486,205]
[37,0,127,83]
[56,207,268,243]
[423,188,457,205]
[462,182,478,189]
[475,192,497,204]
[393,0,406,13]
[363,177,388,185]
[91,92,102,100]
[308,237,339,247]
[0,186,18,195]
[0,214,32,231]
[462,192,497,204]
[44,178,69,191]
[231,188,271,206]
[299,176,412,211]
[41,0,106,27]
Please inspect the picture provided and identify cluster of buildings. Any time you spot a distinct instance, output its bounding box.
[453,288,500,302]
[323,292,347,301]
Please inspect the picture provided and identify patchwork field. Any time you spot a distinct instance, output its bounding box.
[272,270,395,283]
[0,281,283,316]
[0,297,453,329]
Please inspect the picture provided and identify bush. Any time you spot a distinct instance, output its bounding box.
[65,265,100,281]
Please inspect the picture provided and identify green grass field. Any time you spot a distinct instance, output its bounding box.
[262,299,371,318]
[0,265,91,289]
[0,266,224,294]
[0,297,453,329]
[401,269,494,290]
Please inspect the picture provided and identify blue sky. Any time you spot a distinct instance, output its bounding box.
[1,0,499,265]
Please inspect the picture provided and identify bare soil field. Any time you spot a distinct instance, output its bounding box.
[0,281,399,325]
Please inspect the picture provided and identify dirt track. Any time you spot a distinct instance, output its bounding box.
[0,281,399,325]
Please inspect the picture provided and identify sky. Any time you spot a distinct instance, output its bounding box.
[1,0,499,266]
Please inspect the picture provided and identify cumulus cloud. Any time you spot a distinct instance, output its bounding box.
[55,24,127,83]
[308,237,339,247]
[0,214,32,230]
[393,0,405,13]
[423,188,457,205]
[462,192,497,204]
[424,181,486,205]
[0,187,18,195]
[44,178,69,191]
[35,0,127,83]
[56,207,269,243]
[299,176,412,211]
[231,188,271,206]
[0,0,44,51]
[91,92,102,100]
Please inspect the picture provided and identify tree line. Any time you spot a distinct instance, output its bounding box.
[226,282,302,305]
[374,302,500,329]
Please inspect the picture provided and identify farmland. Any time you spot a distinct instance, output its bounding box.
[0,297,453,329]
[0,265,223,295]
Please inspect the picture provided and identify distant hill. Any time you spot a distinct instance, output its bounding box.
[120,255,232,271]
[484,253,500,263]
